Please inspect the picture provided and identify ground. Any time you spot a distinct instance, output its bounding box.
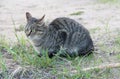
[0,0,120,79]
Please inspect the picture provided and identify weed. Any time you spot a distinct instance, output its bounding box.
[0,53,8,79]
[0,53,7,72]
[14,25,24,32]
[70,11,84,16]
[97,0,120,4]
[90,27,101,34]
[0,35,9,50]
[0,20,120,78]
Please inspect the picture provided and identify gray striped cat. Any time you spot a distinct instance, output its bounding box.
[25,12,94,58]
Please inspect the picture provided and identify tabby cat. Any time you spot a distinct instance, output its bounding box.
[25,12,94,58]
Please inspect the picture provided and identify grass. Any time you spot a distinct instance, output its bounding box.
[70,11,84,16]
[0,53,8,79]
[6,35,54,68]
[0,24,120,78]
[14,25,24,32]
[97,0,120,4]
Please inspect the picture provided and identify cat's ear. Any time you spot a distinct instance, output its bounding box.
[26,12,32,21]
[38,15,45,22]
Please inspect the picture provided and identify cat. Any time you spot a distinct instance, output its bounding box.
[25,12,94,58]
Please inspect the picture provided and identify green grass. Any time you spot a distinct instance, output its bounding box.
[0,51,8,79]
[14,25,24,32]
[97,0,120,3]
[70,11,84,16]
[0,24,120,78]
[0,53,7,71]
[6,34,55,68]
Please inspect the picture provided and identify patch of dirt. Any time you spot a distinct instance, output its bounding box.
[0,0,120,39]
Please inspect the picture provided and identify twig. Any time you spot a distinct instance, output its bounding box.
[72,63,120,73]
[82,63,120,71]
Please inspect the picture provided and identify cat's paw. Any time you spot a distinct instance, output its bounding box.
[37,53,42,57]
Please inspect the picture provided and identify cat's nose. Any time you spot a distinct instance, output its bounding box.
[25,31,29,36]
[25,30,31,37]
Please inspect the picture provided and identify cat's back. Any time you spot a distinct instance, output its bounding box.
[49,17,88,33]
[49,17,78,27]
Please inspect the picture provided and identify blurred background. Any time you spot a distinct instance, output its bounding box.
[0,0,120,40]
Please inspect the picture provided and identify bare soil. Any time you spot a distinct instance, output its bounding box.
[0,0,120,39]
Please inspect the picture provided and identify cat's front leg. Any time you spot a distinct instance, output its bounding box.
[33,46,43,57]
[36,47,57,58]
[37,53,42,57]
[48,51,57,58]
[37,50,56,58]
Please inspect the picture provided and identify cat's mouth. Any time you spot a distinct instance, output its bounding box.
[26,30,32,37]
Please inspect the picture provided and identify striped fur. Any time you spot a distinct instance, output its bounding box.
[25,12,94,57]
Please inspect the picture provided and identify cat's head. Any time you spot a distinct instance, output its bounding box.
[25,12,46,40]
